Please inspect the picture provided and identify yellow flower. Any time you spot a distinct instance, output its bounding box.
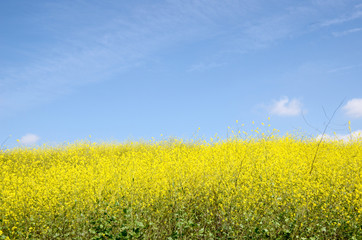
[0,127,360,238]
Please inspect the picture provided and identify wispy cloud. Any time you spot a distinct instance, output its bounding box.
[332,27,362,37]
[188,61,226,72]
[19,134,40,145]
[327,63,362,73]
[319,9,362,27]
[356,3,362,9]
[269,97,303,116]
[0,0,246,116]
[343,98,362,118]
[1,0,359,117]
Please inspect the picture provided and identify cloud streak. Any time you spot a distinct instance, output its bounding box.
[319,9,362,27]
[332,27,362,37]
[188,61,226,72]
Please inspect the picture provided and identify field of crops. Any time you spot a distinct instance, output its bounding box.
[0,132,361,239]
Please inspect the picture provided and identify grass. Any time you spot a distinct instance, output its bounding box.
[0,129,361,239]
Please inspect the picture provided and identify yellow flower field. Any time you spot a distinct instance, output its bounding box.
[0,132,361,239]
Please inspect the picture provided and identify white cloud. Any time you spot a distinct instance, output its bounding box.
[19,134,40,145]
[316,130,362,142]
[269,97,302,116]
[343,98,362,118]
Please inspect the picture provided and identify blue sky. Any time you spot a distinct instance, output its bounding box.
[1,0,362,147]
